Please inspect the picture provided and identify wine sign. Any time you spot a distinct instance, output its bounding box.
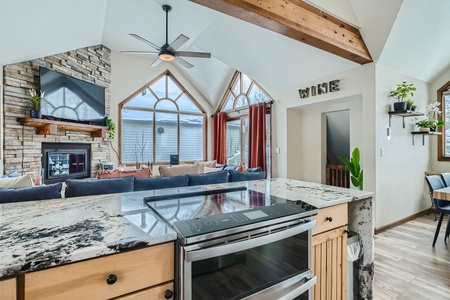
[298,80,340,99]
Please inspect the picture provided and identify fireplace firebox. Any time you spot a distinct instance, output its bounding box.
[42,143,91,183]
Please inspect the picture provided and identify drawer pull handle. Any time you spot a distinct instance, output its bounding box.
[165,289,173,299]
[106,274,118,285]
[326,216,333,222]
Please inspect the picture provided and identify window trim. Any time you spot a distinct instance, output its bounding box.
[437,79,450,161]
[118,70,207,165]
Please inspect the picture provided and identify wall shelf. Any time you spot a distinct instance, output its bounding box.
[411,131,441,145]
[17,118,108,138]
[388,110,424,128]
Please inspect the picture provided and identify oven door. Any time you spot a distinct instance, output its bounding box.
[179,218,317,300]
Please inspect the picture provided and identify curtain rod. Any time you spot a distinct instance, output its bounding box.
[211,100,274,118]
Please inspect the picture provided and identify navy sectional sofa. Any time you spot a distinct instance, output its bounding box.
[0,170,266,203]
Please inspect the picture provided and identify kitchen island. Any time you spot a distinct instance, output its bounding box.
[0,178,374,299]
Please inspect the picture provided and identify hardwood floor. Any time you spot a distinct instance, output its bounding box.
[374,214,450,299]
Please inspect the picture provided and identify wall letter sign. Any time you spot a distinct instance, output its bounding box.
[298,79,340,99]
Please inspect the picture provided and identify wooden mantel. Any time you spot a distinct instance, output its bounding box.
[17,118,108,138]
[190,0,372,64]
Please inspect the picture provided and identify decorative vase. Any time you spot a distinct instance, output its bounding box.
[30,110,41,119]
[393,102,407,111]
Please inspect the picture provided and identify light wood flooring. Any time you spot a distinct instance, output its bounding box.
[374,213,450,299]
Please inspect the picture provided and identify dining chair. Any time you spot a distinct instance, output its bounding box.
[425,175,450,247]
[440,172,450,187]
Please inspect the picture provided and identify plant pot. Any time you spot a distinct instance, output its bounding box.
[419,128,430,132]
[393,102,407,111]
[411,107,416,112]
[30,110,41,119]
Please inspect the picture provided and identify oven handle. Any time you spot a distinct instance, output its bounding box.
[185,218,316,262]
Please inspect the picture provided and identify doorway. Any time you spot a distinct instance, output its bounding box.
[325,110,350,187]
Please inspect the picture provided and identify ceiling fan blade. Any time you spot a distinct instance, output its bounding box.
[176,51,211,58]
[167,34,189,52]
[175,57,193,69]
[120,51,159,55]
[129,33,161,51]
[150,57,162,67]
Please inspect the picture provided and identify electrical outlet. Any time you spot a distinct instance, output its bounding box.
[380,148,385,157]
[275,147,280,154]
[304,172,308,179]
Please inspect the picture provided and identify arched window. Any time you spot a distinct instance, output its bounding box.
[218,71,273,176]
[120,70,206,164]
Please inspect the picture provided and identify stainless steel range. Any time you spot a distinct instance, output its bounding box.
[145,186,318,300]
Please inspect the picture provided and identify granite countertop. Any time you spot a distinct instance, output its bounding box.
[0,178,373,278]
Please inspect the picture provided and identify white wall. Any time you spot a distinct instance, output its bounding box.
[270,64,376,194]
[0,66,3,175]
[109,52,214,166]
[375,65,430,227]
[430,65,450,172]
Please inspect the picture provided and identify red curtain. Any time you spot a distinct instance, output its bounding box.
[213,112,227,164]
[248,103,267,172]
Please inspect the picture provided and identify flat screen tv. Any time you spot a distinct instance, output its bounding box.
[39,67,106,125]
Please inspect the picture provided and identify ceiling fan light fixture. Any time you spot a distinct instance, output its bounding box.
[159,52,174,61]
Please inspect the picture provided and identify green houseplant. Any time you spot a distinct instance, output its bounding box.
[339,147,363,190]
[28,89,45,118]
[389,81,416,111]
[415,101,444,132]
[105,116,119,161]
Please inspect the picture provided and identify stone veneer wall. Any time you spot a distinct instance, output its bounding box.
[3,45,111,178]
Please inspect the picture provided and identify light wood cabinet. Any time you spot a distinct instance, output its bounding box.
[113,282,174,300]
[23,242,174,300]
[312,203,348,300]
[0,277,16,300]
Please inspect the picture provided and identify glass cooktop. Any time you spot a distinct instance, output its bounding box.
[145,187,318,239]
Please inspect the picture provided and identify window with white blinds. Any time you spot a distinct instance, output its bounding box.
[120,71,205,164]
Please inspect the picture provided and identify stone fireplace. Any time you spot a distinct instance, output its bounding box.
[3,45,111,178]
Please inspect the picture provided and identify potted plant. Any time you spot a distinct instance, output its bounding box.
[389,81,416,111]
[406,99,415,111]
[339,147,363,190]
[28,89,45,118]
[411,104,417,112]
[415,101,444,132]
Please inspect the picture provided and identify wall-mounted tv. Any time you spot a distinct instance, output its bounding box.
[39,67,106,125]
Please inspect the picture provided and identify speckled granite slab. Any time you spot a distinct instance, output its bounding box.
[0,193,177,277]
[0,178,374,299]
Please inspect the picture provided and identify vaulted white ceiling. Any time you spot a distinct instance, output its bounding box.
[0,0,448,108]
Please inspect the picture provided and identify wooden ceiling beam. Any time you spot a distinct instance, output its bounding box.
[190,0,372,64]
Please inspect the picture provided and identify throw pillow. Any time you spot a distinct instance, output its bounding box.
[228,170,266,182]
[134,175,189,191]
[1,170,21,178]
[159,165,201,177]
[65,177,134,198]
[224,165,238,171]
[188,171,228,186]
[204,167,222,173]
[0,183,63,204]
[194,160,217,168]
[236,162,247,172]
[216,164,227,170]
[0,174,34,189]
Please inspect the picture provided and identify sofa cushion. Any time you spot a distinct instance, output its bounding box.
[159,165,201,177]
[188,171,229,186]
[134,175,189,191]
[65,177,134,198]
[228,170,266,182]
[247,167,263,172]
[0,174,34,189]
[97,168,152,179]
[216,164,226,170]
[224,165,238,171]
[0,183,63,204]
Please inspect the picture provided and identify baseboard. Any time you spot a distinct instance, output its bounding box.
[374,208,433,235]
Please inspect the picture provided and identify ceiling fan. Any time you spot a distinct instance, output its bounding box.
[121,4,211,69]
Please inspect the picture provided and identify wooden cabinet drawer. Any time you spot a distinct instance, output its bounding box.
[0,277,16,300]
[313,203,348,235]
[24,242,174,300]
[113,282,174,300]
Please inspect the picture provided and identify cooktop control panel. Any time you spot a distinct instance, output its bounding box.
[173,202,314,238]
